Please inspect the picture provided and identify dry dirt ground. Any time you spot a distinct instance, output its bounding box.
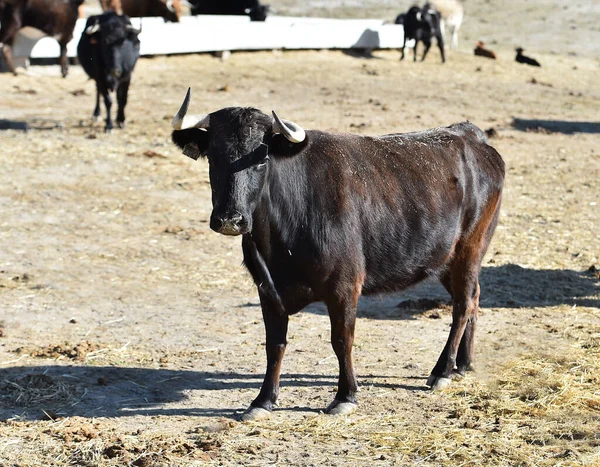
[1,3,600,466]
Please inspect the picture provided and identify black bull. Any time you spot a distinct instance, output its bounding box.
[171,89,505,420]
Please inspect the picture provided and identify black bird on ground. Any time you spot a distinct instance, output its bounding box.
[515,47,541,67]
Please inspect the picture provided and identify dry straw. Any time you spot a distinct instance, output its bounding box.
[205,324,600,466]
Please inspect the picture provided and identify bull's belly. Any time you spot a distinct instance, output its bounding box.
[360,226,458,295]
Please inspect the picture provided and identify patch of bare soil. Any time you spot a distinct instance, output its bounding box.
[1,3,599,465]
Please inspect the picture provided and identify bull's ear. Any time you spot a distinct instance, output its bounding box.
[171,128,209,161]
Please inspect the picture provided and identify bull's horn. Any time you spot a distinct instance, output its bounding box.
[171,88,210,130]
[272,111,305,143]
[85,23,100,34]
[126,24,142,35]
[166,0,176,13]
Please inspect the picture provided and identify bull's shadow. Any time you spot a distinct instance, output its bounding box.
[299,264,599,319]
[512,118,600,134]
[0,366,415,421]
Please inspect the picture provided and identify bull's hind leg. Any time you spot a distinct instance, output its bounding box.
[439,269,477,376]
[428,194,501,390]
[427,260,480,390]
[454,282,479,376]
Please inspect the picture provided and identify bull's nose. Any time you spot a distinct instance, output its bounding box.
[210,212,246,236]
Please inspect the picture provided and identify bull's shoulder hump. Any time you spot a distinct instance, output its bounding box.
[377,122,487,145]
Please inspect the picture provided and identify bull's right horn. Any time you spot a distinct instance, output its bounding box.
[171,88,210,130]
[127,24,142,35]
[85,23,101,35]
[166,0,176,13]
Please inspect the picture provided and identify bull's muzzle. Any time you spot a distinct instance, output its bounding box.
[210,212,247,236]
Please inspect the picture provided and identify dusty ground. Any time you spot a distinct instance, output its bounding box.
[1,2,600,465]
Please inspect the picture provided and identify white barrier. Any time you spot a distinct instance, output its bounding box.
[14,15,408,61]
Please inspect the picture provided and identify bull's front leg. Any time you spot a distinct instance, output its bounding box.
[116,78,130,128]
[93,84,102,121]
[241,297,288,421]
[324,289,360,415]
[400,35,407,60]
[100,86,114,133]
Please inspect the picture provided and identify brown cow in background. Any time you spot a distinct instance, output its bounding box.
[99,0,184,22]
[0,0,83,76]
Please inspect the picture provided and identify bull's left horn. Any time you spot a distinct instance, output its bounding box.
[166,0,176,12]
[272,111,306,143]
[171,88,210,130]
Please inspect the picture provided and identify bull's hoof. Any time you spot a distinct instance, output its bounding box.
[325,400,357,416]
[104,127,113,134]
[426,375,452,390]
[240,406,271,422]
[117,121,125,129]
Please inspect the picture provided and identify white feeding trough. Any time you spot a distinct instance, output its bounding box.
[9,15,409,67]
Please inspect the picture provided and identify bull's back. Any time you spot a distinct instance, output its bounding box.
[303,123,504,294]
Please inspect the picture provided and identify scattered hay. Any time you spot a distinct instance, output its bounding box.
[201,323,600,466]
[1,374,79,408]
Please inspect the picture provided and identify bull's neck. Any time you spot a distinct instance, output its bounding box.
[253,152,308,245]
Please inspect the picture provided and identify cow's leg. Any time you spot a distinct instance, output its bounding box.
[1,43,16,75]
[241,298,288,421]
[93,84,101,121]
[440,270,477,378]
[101,86,113,132]
[324,281,361,415]
[455,282,479,376]
[58,40,69,77]
[451,25,459,49]
[400,34,407,60]
[0,7,21,76]
[413,40,419,62]
[427,263,478,390]
[428,194,502,390]
[116,78,130,128]
[421,38,432,61]
[437,33,446,63]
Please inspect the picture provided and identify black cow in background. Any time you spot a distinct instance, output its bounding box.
[77,11,140,132]
[189,0,269,21]
[400,3,445,63]
[0,0,84,77]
